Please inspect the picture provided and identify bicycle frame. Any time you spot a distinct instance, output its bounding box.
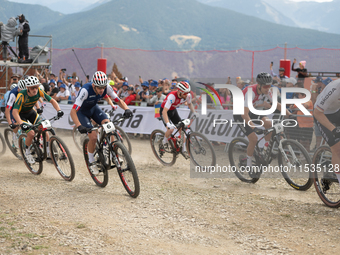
[167,117,194,155]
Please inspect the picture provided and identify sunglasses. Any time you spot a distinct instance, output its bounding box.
[30,86,39,90]
[12,78,18,81]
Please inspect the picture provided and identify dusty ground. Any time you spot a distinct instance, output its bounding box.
[0,126,339,254]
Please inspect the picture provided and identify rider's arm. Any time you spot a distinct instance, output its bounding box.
[188,102,196,113]
[314,108,335,132]
[162,107,170,124]
[116,99,129,111]
[5,107,13,125]
[70,108,81,128]
[49,98,61,112]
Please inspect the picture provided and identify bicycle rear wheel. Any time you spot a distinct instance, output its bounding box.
[83,137,108,187]
[187,132,216,168]
[4,128,21,159]
[49,136,75,181]
[72,125,87,152]
[116,126,132,155]
[228,137,261,183]
[18,134,43,175]
[278,139,313,191]
[112,142,140,198]
[312,146,340,208]
[150,129,176,166]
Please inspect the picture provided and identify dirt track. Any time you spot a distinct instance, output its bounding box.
[0,126,339,254]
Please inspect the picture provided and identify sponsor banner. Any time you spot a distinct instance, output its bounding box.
[40,104,191,134]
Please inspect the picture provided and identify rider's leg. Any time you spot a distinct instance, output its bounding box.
[330,143,340,185]
[87,131,98,163]
[247,132,258,167]
[262,117,272,142]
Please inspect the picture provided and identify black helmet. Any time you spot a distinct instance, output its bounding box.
[279,67,285,72]
[256,72,273,85]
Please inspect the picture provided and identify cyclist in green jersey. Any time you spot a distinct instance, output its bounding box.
[12,76,64,164]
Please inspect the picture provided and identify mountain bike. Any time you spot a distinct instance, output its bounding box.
[0,132,6,157]
[18,116,75,181]
[73,118,132,154]
[82,117,139,198]
[150,116,216,167]
[4,127,22,159]
[228,121,313,190]
[312,145,340,208]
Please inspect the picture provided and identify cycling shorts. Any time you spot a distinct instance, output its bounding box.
[77,105,108,128]
[19,109,42,133]
[160,107,181,127]
[233,112,264,136]
[314,109,340,147]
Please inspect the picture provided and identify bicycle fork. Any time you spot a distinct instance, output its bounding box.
[277,140,297,168]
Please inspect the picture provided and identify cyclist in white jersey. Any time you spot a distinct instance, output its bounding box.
[314,78,340,184]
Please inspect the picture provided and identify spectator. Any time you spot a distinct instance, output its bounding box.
[55,84,70,102]
[124,87,137,105]
[149,80,158,96]
[292,59,308,83]
[284,77,297,100]
[18,14,30,61]
[236,79,244,90]
[136,81,150,104]
[270,63,288,80]
[118,82,129,100]
[70,82,81,102]
[310,76,325,105]
[219,88,231,109]
[149,87,166,106]
[289,92,313,152]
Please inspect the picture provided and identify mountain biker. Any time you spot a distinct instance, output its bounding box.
[234,72,291,167]
[70,71,132,175]
[160,81,197,158]
[4,80,31,147]
[12,76,63,164]
[313,78,340,184]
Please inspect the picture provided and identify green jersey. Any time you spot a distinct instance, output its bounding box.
[13,88,52,113]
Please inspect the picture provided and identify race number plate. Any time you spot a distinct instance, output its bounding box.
[273,122,284,133]
[182,119,191,128]
[41,120,52,130]
[102,122,116,133]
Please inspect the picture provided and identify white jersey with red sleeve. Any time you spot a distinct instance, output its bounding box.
[243,84,272,108]
[161,91,192,110]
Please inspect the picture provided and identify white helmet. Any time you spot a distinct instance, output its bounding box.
[92,71,108,87]
[18,80,26,90]
[10,83,18,90]
[26,76,41,87]
[176,81,191,93]
[39,84,45,91]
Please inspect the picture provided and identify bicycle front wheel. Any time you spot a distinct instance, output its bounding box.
[187,132,216,168]
[18,134,43,175]
[312,146,340,208]
[278,139,313,191]
[83,137,108,187]
[228,137,261,183]
[0,132,6,156]
[150,129,176,166]
[72,125,87,152]
[116,126,132,155]
[4,128,21,159]
[49,136,75,181]
[112,142,140,198]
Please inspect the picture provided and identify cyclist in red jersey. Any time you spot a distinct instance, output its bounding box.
[160,81,197,157]
[234,72,291,167]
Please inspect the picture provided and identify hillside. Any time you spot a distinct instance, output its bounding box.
[29,0,340,50]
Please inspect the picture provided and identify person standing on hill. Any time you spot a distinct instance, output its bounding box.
[18,14,30,61]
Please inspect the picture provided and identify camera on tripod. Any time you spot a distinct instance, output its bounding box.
[0,17,20,62]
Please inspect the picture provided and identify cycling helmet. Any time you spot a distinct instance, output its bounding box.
[92,71,108,87]
[25,76,41,87]
[256,72,273,85]
[18,80,26,90]
[176,81,191,93]
[10,83,18,90]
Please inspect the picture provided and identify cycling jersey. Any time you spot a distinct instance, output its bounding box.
[243,84,272,108]
[73,83,119,111]
[161,91,192,110]
[13,88,52,113]
[6,87,19,110]
[314,79,340,115]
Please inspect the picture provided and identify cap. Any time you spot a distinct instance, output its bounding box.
[60,84,66,89]
[150,80,158,87]
[141,81,149,87]
[49,79,56,84]
[122,77,128,82]
[322,77,332,86]
[122,82,128,87]
[74,82,81,88]
[57,80,63,83]
[313,76,323,83]
[279,67,285,72]
[284,77,297,85]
